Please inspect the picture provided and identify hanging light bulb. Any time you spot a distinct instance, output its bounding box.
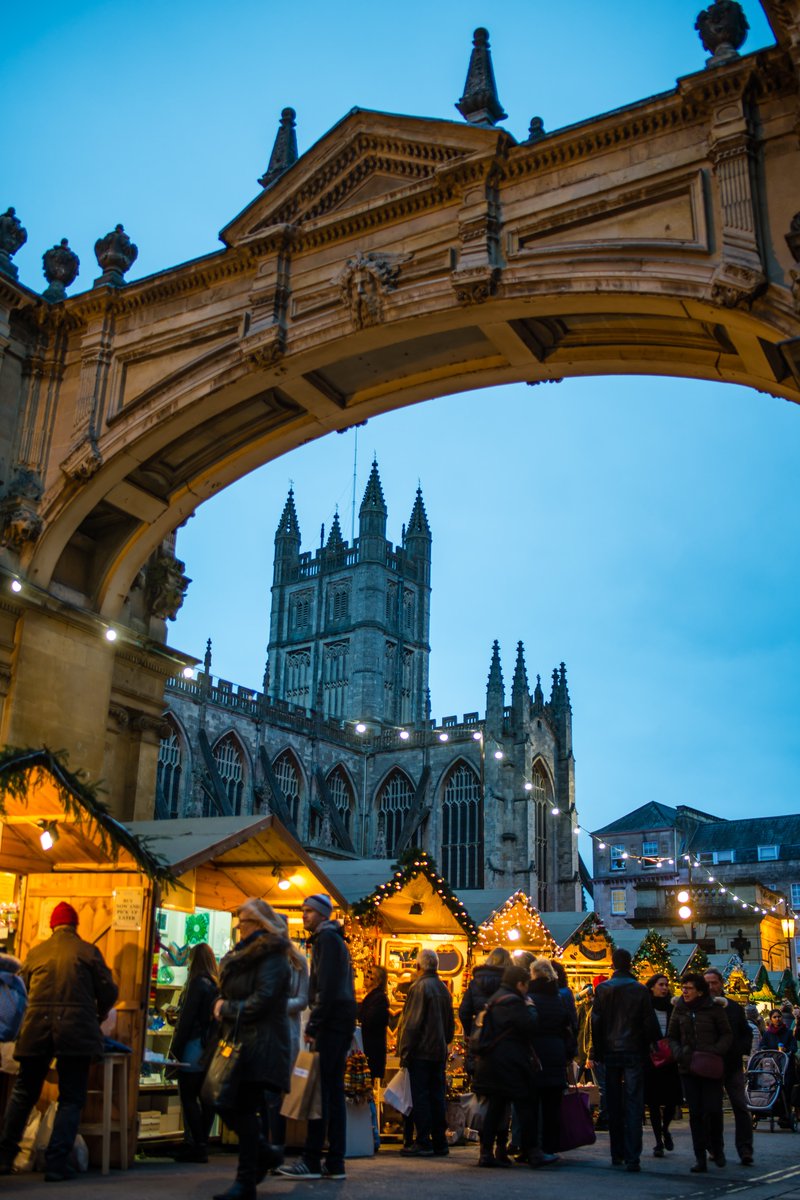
[677,890,690,904]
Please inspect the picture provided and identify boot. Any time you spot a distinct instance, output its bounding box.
[477,1151,498,1167]
[495,1134,513,1166]
[255,1141,284,1183]
[690,1159,707,1174]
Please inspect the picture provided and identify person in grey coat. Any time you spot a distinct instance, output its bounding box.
[211,898,297,1200]
[398,948,455,1157]
[0,901,117,1182]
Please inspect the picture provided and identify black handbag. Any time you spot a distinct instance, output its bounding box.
[201,1018,242,1109]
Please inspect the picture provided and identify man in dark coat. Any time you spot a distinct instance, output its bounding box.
[278,893,356,1181]
[398,948,455,1157]
[705,969,753,1165]
[0,901,118,1181]
[592,947,660,1173]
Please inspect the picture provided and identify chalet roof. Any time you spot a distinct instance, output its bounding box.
[592,802,679,837]
[685,815,800,857]
[539,911,595,948]
[311,856,395,905]
[458,889,516,927]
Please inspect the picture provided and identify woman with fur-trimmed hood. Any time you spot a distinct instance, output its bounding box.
[211,898,302,1200]
[667,972,732,1175]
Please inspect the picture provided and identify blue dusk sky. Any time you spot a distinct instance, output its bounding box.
[3,2,798,847]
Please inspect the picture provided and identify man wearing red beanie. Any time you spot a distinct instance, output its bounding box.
[0,900,118,1180]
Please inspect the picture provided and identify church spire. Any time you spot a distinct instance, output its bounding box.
[274,487,301,583]
[406,487,431,540]
[358,459,388,559]
[259,107,298,188]
[275,486,300,540]
[405,487,431,580]
[486,639,505,736]
[326,509,345,553]
[512,641,529,701]
[532,673,544,714]
[456,28,508,128]
[359,459,387,516]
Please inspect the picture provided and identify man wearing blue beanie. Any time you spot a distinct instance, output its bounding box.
[278,894,356,1180]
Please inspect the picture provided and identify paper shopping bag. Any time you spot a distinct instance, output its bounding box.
[280,1050,322,1121]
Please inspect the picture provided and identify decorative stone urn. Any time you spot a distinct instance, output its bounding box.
[0,208,27,280]
[94,223,138,287]
[695,1,749,66]
[42,238,79,302]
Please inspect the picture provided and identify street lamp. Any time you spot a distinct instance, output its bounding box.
[781,915,796,973]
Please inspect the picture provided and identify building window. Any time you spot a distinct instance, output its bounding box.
[311,766,355,842]
[610,844,626,872]
[758,845,779,861]
[611,888,627,915]
[714,850,734,864]
[377,770,414,857]
[213,734,245,815]
[291,591,312,630]
[531,764,551,909]
[284,647,311,707]
[403,588,414,632]
[641,839,659,868]
[273,750,302,826]
[385,582,397,623]
[441,763,482,890]
[156,718,184,819]
[791,883,800,909]
[328,584,350,623]
[322,640,349,719]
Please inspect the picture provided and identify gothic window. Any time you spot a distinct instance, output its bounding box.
[311,766,355,841]
[156,717,184,819]
[401,647,413,724]
[531,763,551,909]
[441,762,482,890]
[384,641,396,702]
[385,582,398,624]
[403,588,414,632]
[273,750,302,827]
[213,733,246,815]
[328,583,350,623]
[377,769,414,857]
[322,640,349,720]
[284,647,311,706]
[291,591,312,631]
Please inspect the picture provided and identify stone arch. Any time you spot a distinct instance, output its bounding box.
[211,729,250,816]
[374,767,416,858]
[439,758,483,891]
[156,712,188,819]
[271,746,306,831]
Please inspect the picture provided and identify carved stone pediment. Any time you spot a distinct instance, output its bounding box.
[220,111,503,250]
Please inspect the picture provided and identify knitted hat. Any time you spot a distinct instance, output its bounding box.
[303,893,333,918]
[50,902,79,928]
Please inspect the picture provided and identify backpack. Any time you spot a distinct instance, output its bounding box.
[0,971,27,1041]
[468,993,517,1061]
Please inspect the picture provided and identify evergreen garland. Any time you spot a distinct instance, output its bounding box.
[631,929,679,982]
[350,847,478,943]
[0,745,174,881]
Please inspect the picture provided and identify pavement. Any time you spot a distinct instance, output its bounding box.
[4,1119,800,1200]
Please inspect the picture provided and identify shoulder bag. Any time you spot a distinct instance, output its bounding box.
[201,1014,243,1109]
[689,1050,723,1079]
[649,1037,674,1068]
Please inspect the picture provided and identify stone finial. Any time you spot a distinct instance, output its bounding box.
[204,638,212,675]
[695,1,749,66]
[0,208,27,280]
[525,117,546,144]
[533,673,544,713]
[94,223,138,287]
[42,238,79,302]
[456,28,508,128]
[259,107,299,188]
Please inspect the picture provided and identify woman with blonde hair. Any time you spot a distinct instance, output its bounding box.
[210,898,297,1200]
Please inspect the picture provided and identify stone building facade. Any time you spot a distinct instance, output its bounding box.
[156,464,581,908]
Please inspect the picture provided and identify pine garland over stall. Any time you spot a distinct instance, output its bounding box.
[350,847,479,944]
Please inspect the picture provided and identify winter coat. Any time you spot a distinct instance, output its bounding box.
[719,996,752,1071]
[171,972,218,1064]
[359,985,389,1081]
[528,979,571,1089]
[0,953,26,1042]
[217,929,291,1091]
[15,926,118,1059]
[592,970,660,1060]
[306,920,356,1039]
[287,957,309,1064]
[458,964,504,1038]
[473,986,539,1101]
[761,1021,797,1054]
[667,994,732,1074]
[398,970,455,1063]
[644,995,683,1109]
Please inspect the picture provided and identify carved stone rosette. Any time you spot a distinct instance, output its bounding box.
[0,467,44,549]
[334,251,410,329]
[145,550,191,621]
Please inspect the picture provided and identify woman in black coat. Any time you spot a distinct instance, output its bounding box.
[527,957,571,1164]
[667,972,732,1173]
[643,974,682,1158]
[211,899,296,1200]
[459,948,511,1076]
[472,965,539,1168]
[170,942,218,1162]
[359,965,390,1083]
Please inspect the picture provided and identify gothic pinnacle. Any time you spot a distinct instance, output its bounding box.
[360,459,386,513]
[259,107,299,188]
[456,28,507,128]
[326,509,345,551]
[406,486,431,538]
[275,486,300,540]
[512,640,529,699]
[487,639,504,691]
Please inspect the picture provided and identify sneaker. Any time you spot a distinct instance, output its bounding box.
[276,1160,322,1180]
[541,1154,560,1165]
[321,1164,346,1180]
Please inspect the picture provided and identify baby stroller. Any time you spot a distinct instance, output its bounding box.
[745,1049,797,1132]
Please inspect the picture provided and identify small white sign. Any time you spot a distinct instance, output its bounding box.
[113,887,144,931]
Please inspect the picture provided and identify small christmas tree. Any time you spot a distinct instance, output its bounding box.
[632,929,679,983]
[686,945,710,974]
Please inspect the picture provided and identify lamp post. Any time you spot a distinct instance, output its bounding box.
[781,915,796,975]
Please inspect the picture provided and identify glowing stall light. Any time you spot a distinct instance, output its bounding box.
[278,879,291,891]
[507,928,521,942]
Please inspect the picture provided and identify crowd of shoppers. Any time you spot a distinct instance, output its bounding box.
[0,891,791,1185]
